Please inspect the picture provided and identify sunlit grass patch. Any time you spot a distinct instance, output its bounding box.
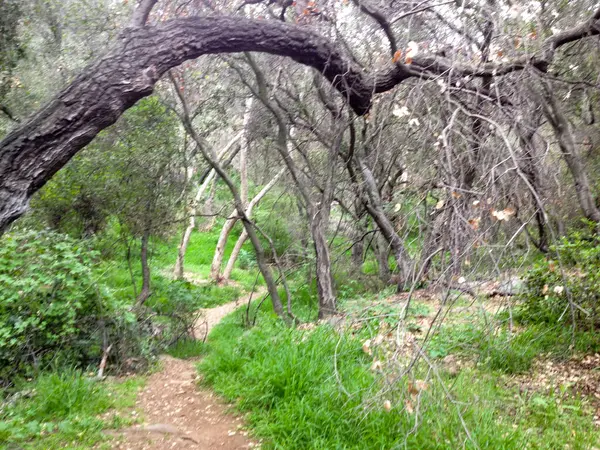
[0,370,144,449]
[198,305,600,449]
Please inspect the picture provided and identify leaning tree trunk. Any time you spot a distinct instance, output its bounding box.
[200,177,218,231]
[170,76,287,321]
[534,85,600,224]
[210,207,239,281]
[311,211,337,318]
[515,112,548,252]
[222,167,285,280]
[357,157,413,288]
[174,132,242,279]
[239,97,252,205]
[210,100,254,281]
[245,53,338,317]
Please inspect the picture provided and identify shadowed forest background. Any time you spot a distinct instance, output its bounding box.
[2,0,600,448]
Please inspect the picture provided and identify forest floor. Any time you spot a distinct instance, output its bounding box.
[109,287,263,450]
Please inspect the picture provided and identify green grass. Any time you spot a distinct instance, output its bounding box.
[0,369,144,449]
[166,339,207,359]
[197,305,600,449]
[427,317,600,374]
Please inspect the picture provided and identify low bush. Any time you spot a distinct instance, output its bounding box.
[520,229,600,327]
[0,229,111,383]
[0,228,217,383]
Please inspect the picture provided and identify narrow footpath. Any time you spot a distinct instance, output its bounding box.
[113,294,258,449]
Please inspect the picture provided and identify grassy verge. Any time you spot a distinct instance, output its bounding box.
[428,311,600,374]
[198,302,600,449]
[0,370,144,449]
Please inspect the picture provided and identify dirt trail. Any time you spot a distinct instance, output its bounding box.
[112,289,264,450]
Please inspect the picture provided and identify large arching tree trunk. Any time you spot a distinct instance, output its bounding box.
[0,15,384,233]
[1,5,598,232]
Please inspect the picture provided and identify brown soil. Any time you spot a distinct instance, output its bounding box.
[111,291,263,450]
[512,353,600,426]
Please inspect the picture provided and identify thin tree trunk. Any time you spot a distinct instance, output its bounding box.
[245,53,337,317]
[534,83,600,223]
[174,171,215,279]
[200,177,218,231]
[311,213,336,317]
[174,132,242,279]
[239,97,252,206]
[210,99,254,281]
[516,113,548,252]
[351,201,366,268]
[210,208,238,281]
[170,75,287,321]
[375,233,391,283]
[357,156,412,288]
[222,167,285,280]
[136,230,151,306]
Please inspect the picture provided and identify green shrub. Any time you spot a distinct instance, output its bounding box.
[0,228,169,382]
[0,229,108,382]
[520,230,600,327]
[237,248,256,270]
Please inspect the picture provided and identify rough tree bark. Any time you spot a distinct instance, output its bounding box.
[1,5,599,232]
[0,14,401,232]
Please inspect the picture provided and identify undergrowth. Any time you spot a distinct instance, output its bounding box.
[198,305,600,449]
[0,369,144,449]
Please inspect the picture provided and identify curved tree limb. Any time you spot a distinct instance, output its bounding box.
[130,0,159,27]
[1,8,599,232]
[0,15,379,232]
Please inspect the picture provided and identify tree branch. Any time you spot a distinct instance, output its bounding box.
[129,0,159,27]
[1,8,599,232]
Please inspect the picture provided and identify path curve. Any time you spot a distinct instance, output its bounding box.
[113,294,260,450]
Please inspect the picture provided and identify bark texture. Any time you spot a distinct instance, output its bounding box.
[2,7,599,232]
[0,15,382,232]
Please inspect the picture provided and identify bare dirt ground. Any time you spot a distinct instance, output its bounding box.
[110,289,264,450]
